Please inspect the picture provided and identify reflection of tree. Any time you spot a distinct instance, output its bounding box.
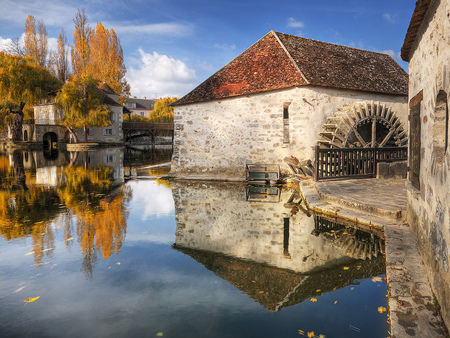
[0,152,60,265]
[75,188,130,278]
[0,156,131,275]
[57,164,131,278]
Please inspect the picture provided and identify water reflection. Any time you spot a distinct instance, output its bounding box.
[0,147,171,278]
[172,181,385,311]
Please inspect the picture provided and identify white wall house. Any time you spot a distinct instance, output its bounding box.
[401,0,450,328]
[169,31,409,180]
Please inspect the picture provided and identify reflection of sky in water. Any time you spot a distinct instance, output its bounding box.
[124,180,175,245]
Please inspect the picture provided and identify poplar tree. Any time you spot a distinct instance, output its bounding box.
[49,29,70,83]
[24,15,48,67]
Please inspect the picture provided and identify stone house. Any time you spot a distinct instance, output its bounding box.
[170,30,409,180]
[401,0,450,327]
[125,97,155,120]
[29,82,126,146]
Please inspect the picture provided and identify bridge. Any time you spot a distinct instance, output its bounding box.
[122,122,174,144]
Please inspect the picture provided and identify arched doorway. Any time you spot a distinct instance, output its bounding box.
[43,132,58,149]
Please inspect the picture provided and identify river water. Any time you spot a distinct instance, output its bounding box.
[0,147,389,338]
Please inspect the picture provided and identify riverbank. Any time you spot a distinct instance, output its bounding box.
[290,177,447,337]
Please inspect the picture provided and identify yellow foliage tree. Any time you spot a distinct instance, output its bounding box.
[49,29,70,83]
[24,15,48,68]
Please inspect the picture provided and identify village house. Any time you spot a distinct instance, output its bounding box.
[169,30,409,180]
[125,97,155,120]
[401,0,450,327]
[24,82,126,146]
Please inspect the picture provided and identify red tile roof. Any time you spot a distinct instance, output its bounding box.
[401,0,432,61]
[173,31,408,106]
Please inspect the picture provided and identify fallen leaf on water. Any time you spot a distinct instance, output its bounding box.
[316,289,321,293]
[116,262,121,265]
[334,301,338,305]
[343,267,349,270]
[258,291,264,294]
[307,331,314,338]
[298,330,305,335]
[156,332,163,337]
[310,297,317,302]
[378,306,387,313]
[372,277,382,283]
[23,296,40,303]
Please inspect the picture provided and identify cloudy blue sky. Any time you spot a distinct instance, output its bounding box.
[0,0,415,99]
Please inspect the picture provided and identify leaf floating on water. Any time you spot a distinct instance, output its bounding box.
[156,332,163,337]
[310,297,317,302]
[343,267,349,270]
[116,262,121,265]
[307,331,314,338]
[316,289,321,293]
[258,291,264,294]
[23,296,40,303]
[378,306,387,313]
[298,330,305,335]
[334,301,338,305]
[372,277,383,283]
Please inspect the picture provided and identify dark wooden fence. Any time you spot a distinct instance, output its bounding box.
[314,146,407,181]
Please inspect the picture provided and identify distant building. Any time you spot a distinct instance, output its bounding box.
[170,30,409,180]
[401,0,450,327]
[28,82,127,146]
[125,97,155,119]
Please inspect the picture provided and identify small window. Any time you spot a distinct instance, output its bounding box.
[88,128,93,136]
[283,104,290,144]
[140,112,145,116]
[433,91,448,164]
[112,113,117,122]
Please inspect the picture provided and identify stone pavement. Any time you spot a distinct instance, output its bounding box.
[291,177,448,338]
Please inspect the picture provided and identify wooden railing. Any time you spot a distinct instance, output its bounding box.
[314,146,407,181]
[122,122,174,131]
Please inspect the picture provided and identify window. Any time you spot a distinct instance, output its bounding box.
[103,128,116,136]
[88,128,93,136]
[112,113,117,122]
[140,112,145,116]
[409,91,422,190]
[125,102,136,108]
[433,90,448,164]
[283,103,290,144]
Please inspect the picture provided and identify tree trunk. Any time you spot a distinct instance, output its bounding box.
[11,110,24,142]
[83,125,88,143]
[66,127,78,143]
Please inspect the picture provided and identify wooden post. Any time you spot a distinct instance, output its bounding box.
[314,145,319,181]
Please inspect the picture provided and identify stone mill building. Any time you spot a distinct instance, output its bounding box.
[169,30,409,180]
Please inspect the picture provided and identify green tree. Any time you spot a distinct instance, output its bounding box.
[0,52,61,141]
[56,76,112,143]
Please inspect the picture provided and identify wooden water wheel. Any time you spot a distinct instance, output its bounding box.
[317,102,408,148]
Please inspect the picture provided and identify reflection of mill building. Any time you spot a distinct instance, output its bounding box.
[170,31,409,180]
[172,181,385,311]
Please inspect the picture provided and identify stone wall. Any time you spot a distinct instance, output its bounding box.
[406,0,450,327]
[170,86,407,180]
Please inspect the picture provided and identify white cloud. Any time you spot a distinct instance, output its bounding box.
[380,49,401,62]
[383,13,396,24]
[0,36,13,51]
[126,48,198,98]
[287,17,304,28]
[214,43,236,51]
[109,22,194,37]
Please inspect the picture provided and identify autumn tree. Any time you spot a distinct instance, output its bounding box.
[71,9,91,79]
[150,97,178,123]
[24,15,48,67]
[56,75,112,142]
[0,52,61,141]
[71,10,130,102]
[49,29,70,83]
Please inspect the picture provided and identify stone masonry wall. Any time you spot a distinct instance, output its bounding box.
[170,86,407,180]
[406,0,450,327]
